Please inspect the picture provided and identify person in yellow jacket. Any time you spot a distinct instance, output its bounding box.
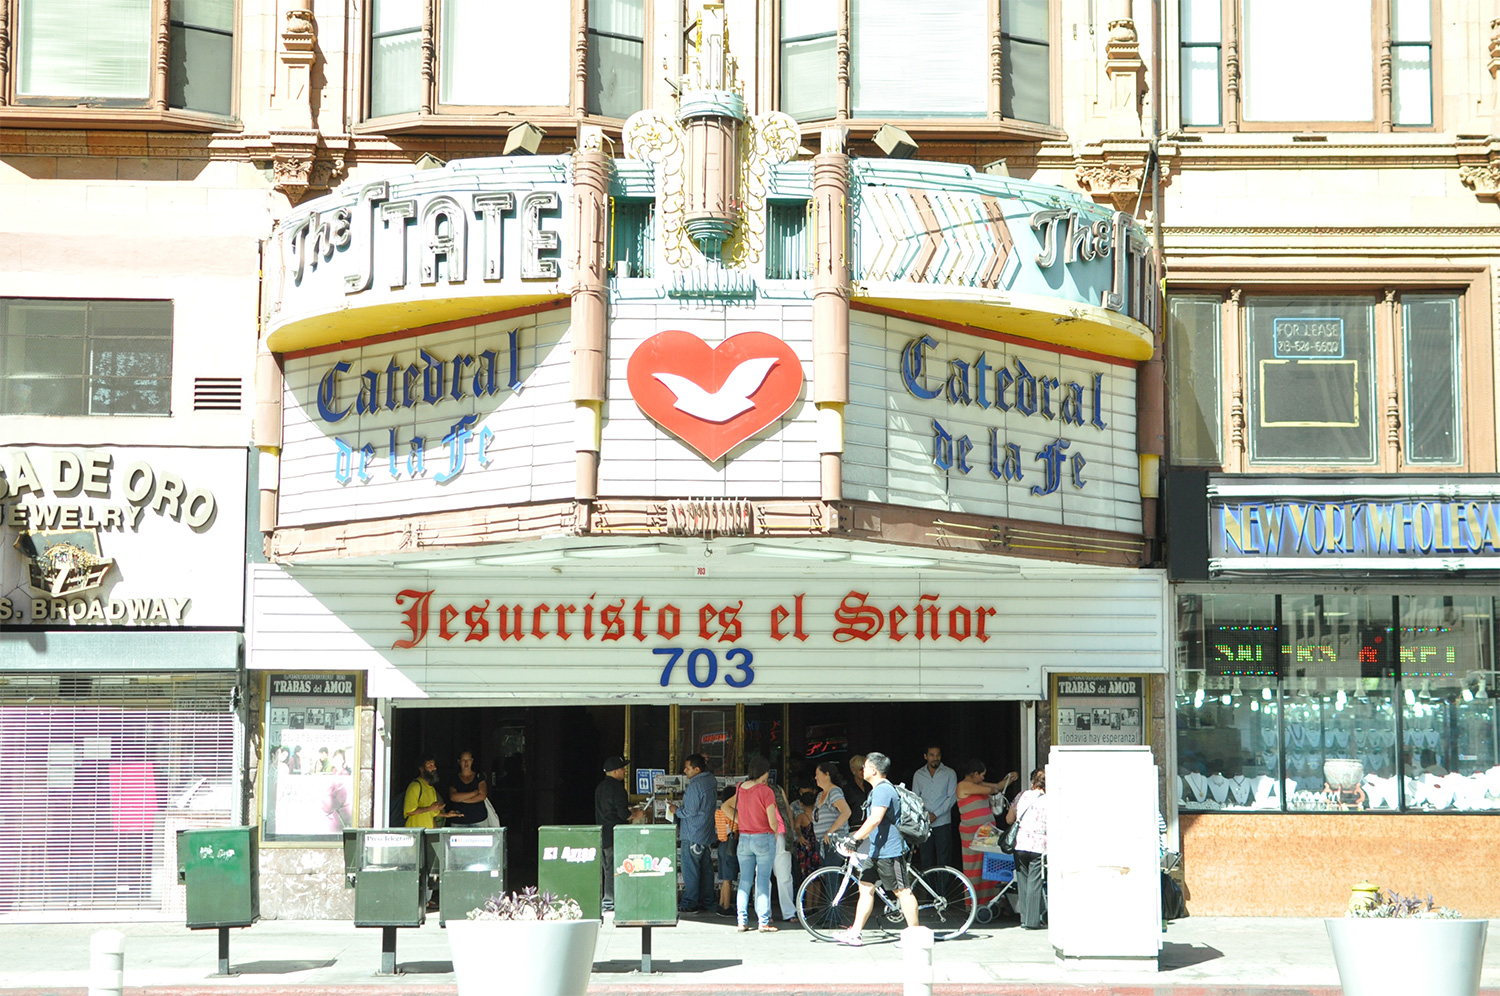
[403,754,452,828]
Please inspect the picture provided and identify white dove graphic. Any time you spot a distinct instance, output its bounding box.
[652,357,780,423]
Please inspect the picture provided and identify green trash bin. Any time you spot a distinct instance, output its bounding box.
[342,828,429,928]
[537,826,603,920]
[425,827,506,926]
[612,824,679,927]
[177,826,259,928]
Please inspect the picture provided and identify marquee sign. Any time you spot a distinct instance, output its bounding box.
[266,158,570,351]
[248,566,1167,701]
[625,330,805,461]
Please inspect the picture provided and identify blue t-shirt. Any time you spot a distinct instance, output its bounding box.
[865,780,905,858]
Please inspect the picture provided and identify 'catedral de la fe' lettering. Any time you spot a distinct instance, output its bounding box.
[391,588,1003,649]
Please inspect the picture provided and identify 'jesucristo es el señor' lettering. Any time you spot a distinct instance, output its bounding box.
[391,589,1001,649]
[1216,499,1500,558]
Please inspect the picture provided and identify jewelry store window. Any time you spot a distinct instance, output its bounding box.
[1175,591,1499,812]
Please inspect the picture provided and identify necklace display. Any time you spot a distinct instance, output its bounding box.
[1184,772,1209,802]
[1206,773,1230,804]
[1227,775,1251,806]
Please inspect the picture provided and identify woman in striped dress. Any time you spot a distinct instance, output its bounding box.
[956,760,1018,906]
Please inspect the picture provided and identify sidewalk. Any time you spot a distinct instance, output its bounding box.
[1,912,1496,994]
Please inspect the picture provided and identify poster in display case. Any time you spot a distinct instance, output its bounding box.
[1052,675,1148,747]
[261,673,359,842]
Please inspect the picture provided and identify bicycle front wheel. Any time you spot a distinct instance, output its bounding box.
[911,865,977,940]
[796,866,861,941]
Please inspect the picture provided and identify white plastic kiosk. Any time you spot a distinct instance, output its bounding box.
[1047,744,1162,971]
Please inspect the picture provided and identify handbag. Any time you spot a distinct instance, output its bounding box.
[999,818,1021,854]
[478,797,500,828]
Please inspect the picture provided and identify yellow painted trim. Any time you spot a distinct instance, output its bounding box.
[266,294,570,353]
[856,284,1156,362]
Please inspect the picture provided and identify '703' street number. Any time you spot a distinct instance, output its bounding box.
[654,647,755,688]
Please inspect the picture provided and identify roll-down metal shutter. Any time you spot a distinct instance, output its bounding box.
[0,672,240,919]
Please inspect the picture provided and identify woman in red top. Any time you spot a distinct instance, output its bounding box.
[956,760,1018,907]
[731,755,781,932]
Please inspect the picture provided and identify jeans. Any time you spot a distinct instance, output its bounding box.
[736,832,776,926]
[680,839,714,910]
[601,844,615,908]
[772,834,795,920]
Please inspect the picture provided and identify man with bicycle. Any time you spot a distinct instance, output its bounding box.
[834,751,916,946]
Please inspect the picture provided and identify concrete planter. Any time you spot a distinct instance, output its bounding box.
[1325,917,1488,996]
[446,918,601,996]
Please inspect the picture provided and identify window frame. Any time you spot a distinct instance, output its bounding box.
[1173,0,1442,133]
[0,0,241,131]
[0,297,175,419]
[358,0,654,135]
[1165,271,1493,474]
[770,0,1064,140]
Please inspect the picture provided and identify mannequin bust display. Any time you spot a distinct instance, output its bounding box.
[1206,772,1230,804]
[1183,771,1209,802]
[1227,774,1252,807]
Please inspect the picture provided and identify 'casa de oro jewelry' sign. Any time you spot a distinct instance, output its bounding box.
[0,446,247,628]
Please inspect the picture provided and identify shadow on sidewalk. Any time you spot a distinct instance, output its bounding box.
[230,960,337,975]
[1159,941,1224,971]
[594,959,742,974]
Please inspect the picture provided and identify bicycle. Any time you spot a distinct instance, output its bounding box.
[795,836,977,941]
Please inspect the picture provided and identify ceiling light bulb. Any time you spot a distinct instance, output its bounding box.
[1405,688,1417,707]
[1462,687,1474,702]
[1262,687,1273,701]
[1250,700,1260,712]
[1221,693,1232,706]
[1194,688,1205,709]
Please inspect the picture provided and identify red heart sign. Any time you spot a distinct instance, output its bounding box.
[626,330,805,462]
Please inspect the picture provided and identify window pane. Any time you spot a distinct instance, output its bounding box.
[441,0,570,106]
[587,35,644,118]
[1000,38,1050,124]
[1281,595,1398,812]
[1391,44,1432,126]
[1003,0,1049,40]
[1390,0,1431,42]
[1167,295,1222,465]
[1247,296,1375,464]
[1403,293,1460,464]
[852,0,988,118]
[1399,596,1499,811]
[612,200,654,278]
[783,0,837,38]
[1,300,170,417]
[766,202,810,280]
[1176,593,1284,812]
[175,0,234,32]
[18,0,151,100]
[169,25,233,115]
[373,0,422,35]
[370,30,421,117]
[1180,46,1221,126]
[1241,0,1373,122]
[782,36,837,120]
[1180,0,1221,43]
[589,0,644,39]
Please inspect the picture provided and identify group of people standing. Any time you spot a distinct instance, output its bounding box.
[669,744,1051,936]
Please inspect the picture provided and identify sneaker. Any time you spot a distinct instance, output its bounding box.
[834,929,863,947]
[715,905,734,917]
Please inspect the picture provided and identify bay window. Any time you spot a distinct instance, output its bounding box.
[6,0,236,121]
[366,0,646,123]
[779,0,1054,127]
[1177,0,1436,131]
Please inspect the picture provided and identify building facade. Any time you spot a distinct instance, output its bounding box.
[0,0,1493,921]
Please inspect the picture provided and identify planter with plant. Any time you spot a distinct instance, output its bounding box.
[1325,888,1489,996]
[446,888,600,996]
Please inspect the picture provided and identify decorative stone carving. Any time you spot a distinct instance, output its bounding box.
[1489,19,1500,79]
[1103,7,1148,137]
[1459,163,1500,202]
[279,0,317,130]
[266,134,345,204]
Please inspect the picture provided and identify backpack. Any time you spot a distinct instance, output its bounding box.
[890,782,932,844]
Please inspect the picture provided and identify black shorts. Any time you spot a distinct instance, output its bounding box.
[859,854,910,892]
